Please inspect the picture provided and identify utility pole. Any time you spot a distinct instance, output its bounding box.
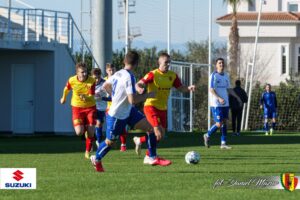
[118,0,141,53]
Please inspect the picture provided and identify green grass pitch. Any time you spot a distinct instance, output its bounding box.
[0,132,300,200]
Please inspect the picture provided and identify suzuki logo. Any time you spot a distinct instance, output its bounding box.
[13,170,24,181]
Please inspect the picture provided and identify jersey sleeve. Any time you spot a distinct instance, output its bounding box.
[209,73,216,89]
[140,71,154,84]
[172,74,182,88]
[66,78,72,90]
[125,74,136,95]
[88,82,95,95]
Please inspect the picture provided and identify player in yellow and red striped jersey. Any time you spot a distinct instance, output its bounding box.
[60,62,97,159]
[134,53,195,164]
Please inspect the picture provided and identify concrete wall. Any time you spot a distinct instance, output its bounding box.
[227,0,281,12]
[219,23,298,38]
[282,0,300,11]
[0,44,74,134]
[238,37,291,85]
[0,50,54,132]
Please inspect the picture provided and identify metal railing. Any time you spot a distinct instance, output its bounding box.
[0,6,99,67]
[168,61,210,132]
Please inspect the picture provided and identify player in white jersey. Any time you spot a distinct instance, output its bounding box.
[90,51,172,172]
[203,58,232,149]
[91,68,109,149]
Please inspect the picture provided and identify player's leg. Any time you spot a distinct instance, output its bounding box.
[95,110,105,147]
[236,109,243,136]
[72,106,86,136]
[129,107,171,166]
[270,111,276,135]
[85,107,97,159]
[133,106,166,155]
[263,108,269,135]
[231,109,237,135]
[91,115,125,172]
[203,107,221,148]
[220,107,231,149]
[119,127,128,152]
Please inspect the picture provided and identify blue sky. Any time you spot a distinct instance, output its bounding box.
[1,0,228,49]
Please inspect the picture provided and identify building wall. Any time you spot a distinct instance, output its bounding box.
[227,0,281,12]
[0,44,74,134]
[239,37,291,85]
[282,0,300,11]
[0,50,54,132]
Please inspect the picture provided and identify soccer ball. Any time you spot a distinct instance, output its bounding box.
[185,151,200,164]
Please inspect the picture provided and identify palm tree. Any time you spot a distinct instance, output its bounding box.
[223,0,252,79]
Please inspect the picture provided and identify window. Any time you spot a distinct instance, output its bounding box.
[288,4,298,12]
[282,46,287,74]
[298,47,300,73]
[248,0,256,11]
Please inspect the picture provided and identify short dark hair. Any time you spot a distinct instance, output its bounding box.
[124,50,139,66]
[215,58,224,64]
[235,80,241,87]
[265,83,271,89]
[159,52,170,59]
[91,68,101,76]
[75,62,87,71]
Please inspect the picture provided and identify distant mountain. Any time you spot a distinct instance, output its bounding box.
[113,40,187,52]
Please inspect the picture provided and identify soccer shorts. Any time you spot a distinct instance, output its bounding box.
[144,106,167,129]
[72,106,96,127]
[264,108,277,119]
[96,110,106,123]
[106,107,144,141]
[211,107,229,123]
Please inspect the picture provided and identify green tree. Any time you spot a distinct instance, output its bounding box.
[223,0,252,79]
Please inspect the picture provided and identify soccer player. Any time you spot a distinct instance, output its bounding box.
[60,62,97,158]
[90,51,171,172]
[133,52,195,164]
[104,63,128,152]
[203,58,232,149]
[91,68,107,147]
[259,84,277,135]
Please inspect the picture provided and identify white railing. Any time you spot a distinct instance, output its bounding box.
[0,6,99,67]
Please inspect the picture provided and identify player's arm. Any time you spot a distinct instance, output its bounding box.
[79,82,96,102]
[102,81,112,96]
[259,93,264,109]
[60,81,71,104]
[135,72,154,94]
[172,74,195,93]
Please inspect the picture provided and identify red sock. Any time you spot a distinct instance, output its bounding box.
[85,136,95,152]
[120,129,127,145]
[140,136,146,143]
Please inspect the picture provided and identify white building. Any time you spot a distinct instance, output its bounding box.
[0,6,93,135]
[217,0,300,85]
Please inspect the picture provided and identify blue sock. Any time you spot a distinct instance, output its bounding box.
[208,124,218,137]
[146,133,157,158]
[272,122,276,129]
[95,141,111,161]
[221,124,227,144]
[264,122,269,131]
[95,127,102,143]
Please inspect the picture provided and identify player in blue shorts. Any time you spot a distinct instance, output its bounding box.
[203,58,232,149]
[90,51,172,172]
[260,84,277,135]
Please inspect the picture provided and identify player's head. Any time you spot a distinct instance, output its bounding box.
[91,68,101,83]
[235,80,241,87]
[265,83,271,92]
[124,50,139,69]
[106,63,116,77]
[158,52,171,73]
[215,58,225,73]
[75,62,88,82]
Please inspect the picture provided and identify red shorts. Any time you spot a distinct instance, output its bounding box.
[144,106,167,129]
[72,106,96,127]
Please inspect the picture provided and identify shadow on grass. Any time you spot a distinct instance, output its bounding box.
[0,132,300,154]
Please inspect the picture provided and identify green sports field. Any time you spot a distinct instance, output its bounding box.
[0,132,300,200]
